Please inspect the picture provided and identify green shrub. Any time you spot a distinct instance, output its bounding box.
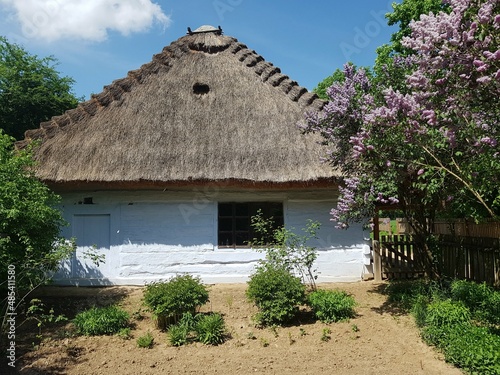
[167,312,196,346]
[451,280,491,306]
[384,279,431,310]
[250,211,321,289]
[73,305,129,336]
[450,280,500,325]
[167,323,189,346]
[411,294,430,328]
[423,322,500,374]
[166,312,227,346]
[178,311,197,331]
[440,324,500,374]
[386,278,500,374]
[420,299,471,348]
[136,331,154,348]
[246,264,306,326]
[195,313,227,345]
[320,327,332,342]
[425,299,470,328]
[143,275,209,329]
[116,327,132,340]
[487,291,500,325]
[307,289,356,323]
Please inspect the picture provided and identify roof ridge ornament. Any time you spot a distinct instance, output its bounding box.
[187,25,223,35]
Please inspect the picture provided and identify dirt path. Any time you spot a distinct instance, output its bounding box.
[13,281,462,375]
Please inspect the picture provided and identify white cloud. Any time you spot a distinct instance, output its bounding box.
[0,0,170,42]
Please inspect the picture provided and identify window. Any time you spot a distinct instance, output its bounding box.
[218,202,283,248]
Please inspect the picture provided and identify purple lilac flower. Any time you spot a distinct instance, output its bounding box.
[480,136,498,147]
[478,2,494,24]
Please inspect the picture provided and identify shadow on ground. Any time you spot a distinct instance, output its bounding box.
[8,286,132,375]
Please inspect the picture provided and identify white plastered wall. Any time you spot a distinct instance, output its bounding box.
[53,189,370,286]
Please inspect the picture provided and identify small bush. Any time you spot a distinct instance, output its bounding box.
[451,280,491,306]
[307,289,356,323]
[425,299,470,328]
[167,323,189,347]
[167,312,196,346]
[136,331,154,348]
[450,280,500,325]
[384,279,434,310]
[143,275,209,329]
[320,327,332,342]
[73,305,129,336]
[246,264,306,326]
[195,313,227,345]
[167,312,227,346]
[250,211,321,289]
[117,327,132,340]
[487,291,500,325]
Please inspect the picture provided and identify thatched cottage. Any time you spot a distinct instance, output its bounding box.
[19,26,370,285]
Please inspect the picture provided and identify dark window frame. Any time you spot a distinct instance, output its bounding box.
[217,202,284,249]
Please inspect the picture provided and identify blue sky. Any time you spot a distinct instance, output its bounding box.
[0,0,399,100]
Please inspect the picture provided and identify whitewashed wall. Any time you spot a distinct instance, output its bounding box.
[53,189,370,285]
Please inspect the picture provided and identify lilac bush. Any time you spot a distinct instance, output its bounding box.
[303,0,500,277]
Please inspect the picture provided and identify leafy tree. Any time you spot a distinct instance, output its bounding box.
[0,132,74,334]
[374,0,450,90]
[303,0,500,278]
[313,68,348,100]
[313,63,371,100]
[0,37,80,140]
[385,0,449,54]
[317,1,445,101]
[317,2,446,105]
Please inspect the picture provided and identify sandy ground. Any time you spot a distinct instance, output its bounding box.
[5,281,463,375]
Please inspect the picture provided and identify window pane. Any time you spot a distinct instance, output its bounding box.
[249,204,261,217]
[218,203,232,217]
[219,232,233,247]
[271,214,284,228]
[217,202,283,248]
[235,217,249,231]
[234,203,249,216]
[235,232,250,246]
[219,218,233,232]
[268,203,283,217]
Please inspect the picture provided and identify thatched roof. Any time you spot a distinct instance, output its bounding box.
[19,27,338,189]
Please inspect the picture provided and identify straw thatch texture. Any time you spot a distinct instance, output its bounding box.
[20,31,338,186]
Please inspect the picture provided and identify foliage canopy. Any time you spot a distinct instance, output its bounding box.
[0,36,79,140]
[0,132,73,293]
[305,0,500,277]
[0,132,74,336]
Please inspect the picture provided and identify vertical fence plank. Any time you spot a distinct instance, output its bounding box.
[373,240,382,282]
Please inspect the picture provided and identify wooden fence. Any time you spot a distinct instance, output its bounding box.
[433,219,500,238]
[373,235,425,281]
[379,217,500,238]
[373,234,500,286]
[439,235,500,286]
